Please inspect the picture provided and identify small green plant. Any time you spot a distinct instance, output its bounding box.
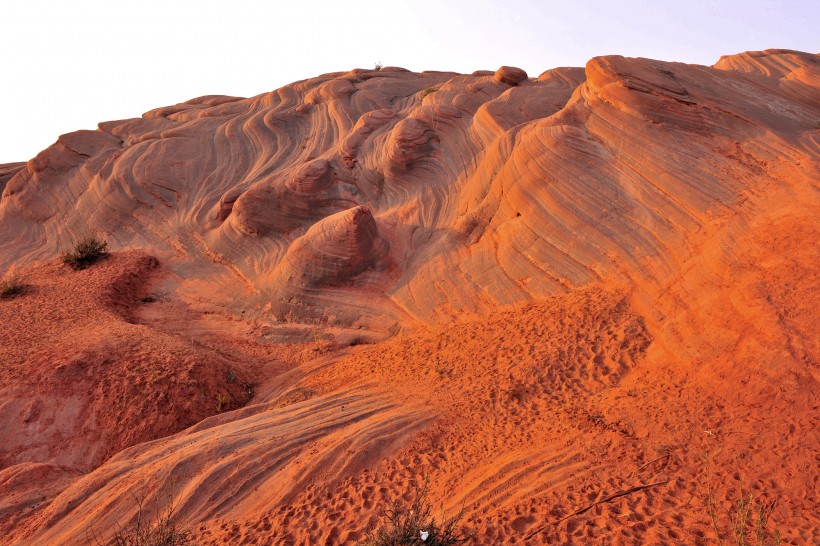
[62,236,109,270]
[361,478,472,545]
[703,451,782,546]
[420,87,437,100]
[0,273,26,299]
[726,489,781,546]
[751,498,781,546]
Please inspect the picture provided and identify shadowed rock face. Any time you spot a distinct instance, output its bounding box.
[0,50,818,334]
[0,163,25,198]
[273,206,388,289]
[228,158,364,237]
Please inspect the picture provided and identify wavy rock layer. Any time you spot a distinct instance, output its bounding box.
[2,51,817,335]
[0,49,818,545]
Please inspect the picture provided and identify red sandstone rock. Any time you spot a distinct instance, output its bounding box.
[493,65,528,85]
[0,50,818,545]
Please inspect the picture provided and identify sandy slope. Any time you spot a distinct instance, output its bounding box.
[0,49,817,544]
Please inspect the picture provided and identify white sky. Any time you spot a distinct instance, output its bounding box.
[2,0,818,163]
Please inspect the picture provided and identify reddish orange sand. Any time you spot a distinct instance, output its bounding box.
[0,49,817,544]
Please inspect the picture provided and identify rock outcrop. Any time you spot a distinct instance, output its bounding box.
[0,52,818,545]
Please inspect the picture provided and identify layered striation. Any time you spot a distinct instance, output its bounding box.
[3,50,817,332]
[0,49,818,545]
[2,49,813,333]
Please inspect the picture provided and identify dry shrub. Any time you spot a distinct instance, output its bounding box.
[91,494,191,546]
[62,236,109,270]
[361,478,472,546]
[0,273,26,299]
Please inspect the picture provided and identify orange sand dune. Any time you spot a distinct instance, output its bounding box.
[0,49,818,544]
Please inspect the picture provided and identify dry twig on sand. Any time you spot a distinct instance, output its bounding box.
[523,479,671,541]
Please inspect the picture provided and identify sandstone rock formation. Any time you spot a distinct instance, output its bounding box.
[0,50,817,545]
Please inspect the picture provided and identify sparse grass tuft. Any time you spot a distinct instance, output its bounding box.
[62,236,109,270]
[349,336,371,347]
[0,273,26,299]
[703,451,782,546]
[727,489,781,546]
[361,477,473,545]
[374,61,383,71]
[420,87,438,100]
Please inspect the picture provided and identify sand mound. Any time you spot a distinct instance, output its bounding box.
[0,253,260,474]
